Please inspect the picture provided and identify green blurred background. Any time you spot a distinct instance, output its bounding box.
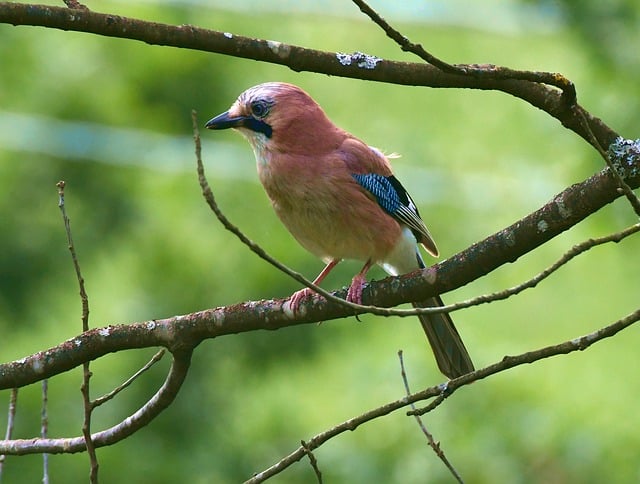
[1,1,639,482]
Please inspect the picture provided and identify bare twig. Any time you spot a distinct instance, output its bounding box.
[246,307,640,482]
[41,381,49,484]
[352,0,576,103]
[56,181,98,481]
[56,182,90,331]
[398,351,463,484]
[93,349,166,408]
[408,222,640,317]
[0,388,18,480]
[300,440,322,483]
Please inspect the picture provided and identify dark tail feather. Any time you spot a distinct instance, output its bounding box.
[413,296,474,379]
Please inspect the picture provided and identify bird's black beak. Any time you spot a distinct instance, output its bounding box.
[204,111,248,130]
[205,110,273,138]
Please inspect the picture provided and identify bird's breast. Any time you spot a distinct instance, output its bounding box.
[257,156,402,264]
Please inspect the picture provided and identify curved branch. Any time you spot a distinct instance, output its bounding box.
[0,3,618,149]
[0,349,192,455]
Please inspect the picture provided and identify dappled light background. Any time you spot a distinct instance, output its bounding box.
[1,0,639,482]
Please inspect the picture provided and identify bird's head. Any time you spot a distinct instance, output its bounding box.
[205,82,341,155]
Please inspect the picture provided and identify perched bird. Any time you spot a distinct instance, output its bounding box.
[205,82,474,378]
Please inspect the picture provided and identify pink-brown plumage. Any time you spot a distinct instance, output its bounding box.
[205,82,474,378]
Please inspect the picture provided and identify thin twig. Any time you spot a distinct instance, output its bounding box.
[579,126,640,217]
[300,440,322,483]
[41,380,49,484]
[246,307,640,482]
[351,0,576,103]
[56,181,99,482]
[93,349,166,407]
[57,182,90,331]
[294,221,639,320]
[398,351,463,484]
[418,222,640,316]
[0,388,18,480]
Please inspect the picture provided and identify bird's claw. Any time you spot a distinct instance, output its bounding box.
[289,287,315,315]
[346,274,366,305]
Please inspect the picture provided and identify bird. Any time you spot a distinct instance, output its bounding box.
[205,82,474,378]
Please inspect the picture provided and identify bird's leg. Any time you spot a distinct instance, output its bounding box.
[347,259,373,305]
[289,259,340,314]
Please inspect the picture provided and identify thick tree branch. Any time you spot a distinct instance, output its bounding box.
[0,2,619,151]
[0,155,638,391]
[1,135,639,390]
[197,107,639,318]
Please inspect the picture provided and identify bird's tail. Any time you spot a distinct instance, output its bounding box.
[413,296,474,379]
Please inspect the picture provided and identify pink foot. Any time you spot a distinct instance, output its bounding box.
[289,287,315,315]
[346,274,367,304]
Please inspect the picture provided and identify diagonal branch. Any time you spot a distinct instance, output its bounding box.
[246,306,640,482]
[197,110,639,318]
[0,2,618,150]
[92,349,166,408]
[398,351,463,483]
[352,0,576,102]
[0,158,638,391]
[351,0,640,217]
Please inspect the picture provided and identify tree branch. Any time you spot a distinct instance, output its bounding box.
[247,306,640,482]
[0,154,638,391]
[0,2,619,150]
[352,0,576,102]
[56,180,99,481]
[398,351,463,483]
[0,350,191,455]
[0,388,18,476]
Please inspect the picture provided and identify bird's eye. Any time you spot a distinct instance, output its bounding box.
[250,100,270,118]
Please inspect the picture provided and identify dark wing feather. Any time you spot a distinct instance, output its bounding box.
[351,173,438,256]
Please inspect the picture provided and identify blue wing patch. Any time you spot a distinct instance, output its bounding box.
[351,173,401,216]
[351,173,439,256]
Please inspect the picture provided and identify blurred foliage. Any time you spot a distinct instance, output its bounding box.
[1,1,639,483]
[529,0,640,72]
